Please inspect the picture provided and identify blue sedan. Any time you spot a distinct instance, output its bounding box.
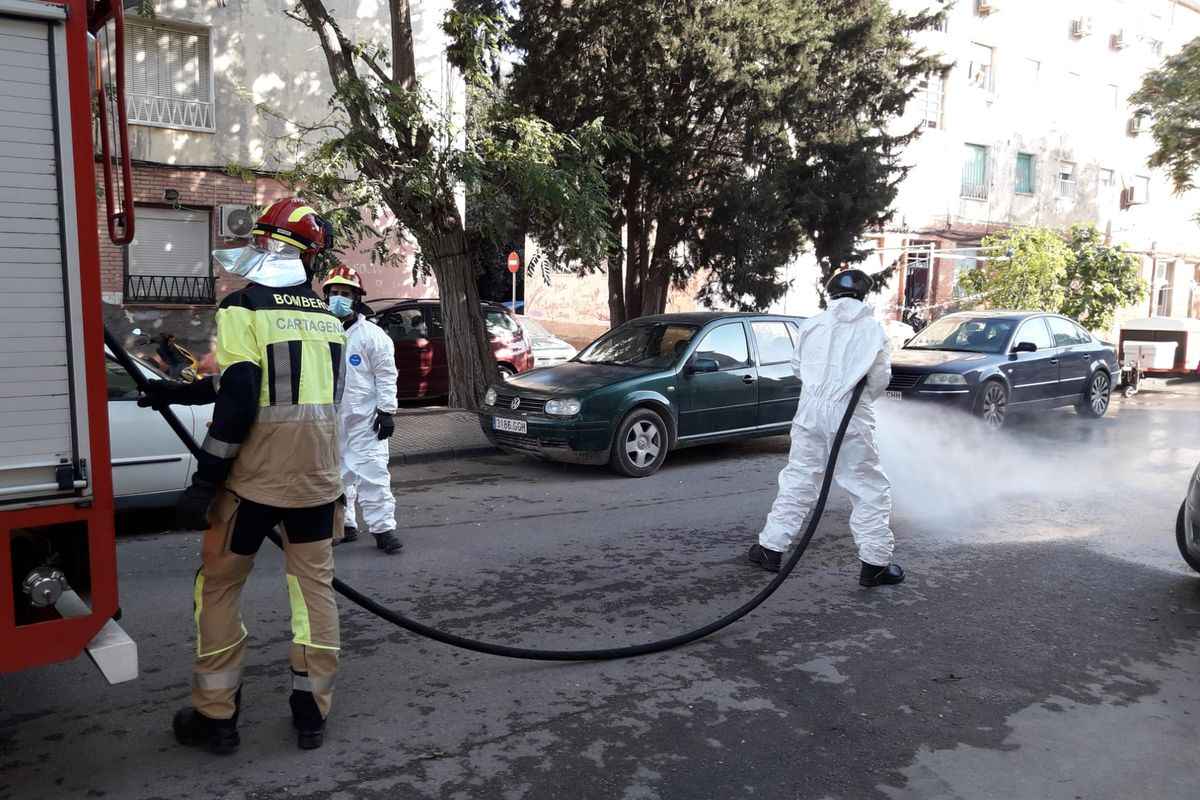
[887,311,1119,429]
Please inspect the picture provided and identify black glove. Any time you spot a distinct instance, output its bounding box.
[176,476,219,531]
[137,378,189,411]
[373,410,395,440]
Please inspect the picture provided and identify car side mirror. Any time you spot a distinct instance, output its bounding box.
[687,357,720,374]
[1012,341,1038,354]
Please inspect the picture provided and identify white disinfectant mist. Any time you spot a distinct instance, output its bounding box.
[873,400,1095,530]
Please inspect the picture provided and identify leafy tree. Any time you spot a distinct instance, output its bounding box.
[959,224,1148,332]
[478,0,945,325]
[1061,223,1148,332]
[1130,38,1200,200]
[957,226,1071,312]
[276,1,615,409]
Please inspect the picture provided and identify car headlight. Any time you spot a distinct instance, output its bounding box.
[544,398,581,416]
[484,387,498,406]
[924,373,967,385]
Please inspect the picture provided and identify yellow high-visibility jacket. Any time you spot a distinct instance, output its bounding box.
[198,283,347,507]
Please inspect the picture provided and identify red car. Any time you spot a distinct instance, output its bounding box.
[370,299,534,399]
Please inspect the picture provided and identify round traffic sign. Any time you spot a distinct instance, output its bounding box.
[507,252,520,274]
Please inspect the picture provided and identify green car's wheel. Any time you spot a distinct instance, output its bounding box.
[610,408,669,477]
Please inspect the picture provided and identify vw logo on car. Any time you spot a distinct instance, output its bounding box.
[510,397,521,410]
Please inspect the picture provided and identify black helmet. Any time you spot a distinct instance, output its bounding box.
[825,268,873,301]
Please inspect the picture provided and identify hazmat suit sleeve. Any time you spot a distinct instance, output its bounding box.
[370,323,399,415]
[863,328,892,403]
[194,295,263,486]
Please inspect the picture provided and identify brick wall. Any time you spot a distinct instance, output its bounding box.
[99,164,258,300]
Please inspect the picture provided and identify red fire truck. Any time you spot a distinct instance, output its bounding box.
[0,0,137,682]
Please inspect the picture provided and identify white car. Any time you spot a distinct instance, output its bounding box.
[518,317,579,368]
[105,350,212,510]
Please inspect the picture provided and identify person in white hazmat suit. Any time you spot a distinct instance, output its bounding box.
[748,269,905,587]
[322,265,402,555]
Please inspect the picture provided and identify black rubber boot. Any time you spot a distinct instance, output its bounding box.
[748,544,783,572]
[859,561,905,587]
[333,526,358,546]
[294,719,325,750]
[173,707,240,754]
[374,530,402,554]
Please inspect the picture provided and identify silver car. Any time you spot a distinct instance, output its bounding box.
[105,351,213,510]
[518,317,579,369]
[1179,462,1200,573]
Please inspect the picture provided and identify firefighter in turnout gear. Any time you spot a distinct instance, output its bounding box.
[322,265,401,554]
[139,198,346,752]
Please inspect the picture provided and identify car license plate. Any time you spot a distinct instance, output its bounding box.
[885,390,902,400]
[493,417,527,434]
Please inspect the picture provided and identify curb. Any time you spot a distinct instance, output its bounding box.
[389,444,501,466]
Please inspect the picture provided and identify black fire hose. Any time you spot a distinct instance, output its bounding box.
[105,325,866,662]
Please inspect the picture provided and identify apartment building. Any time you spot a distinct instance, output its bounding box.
[101,1,461,357]
[857,0,1200,332]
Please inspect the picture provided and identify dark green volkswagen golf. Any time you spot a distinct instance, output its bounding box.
[478,312,804,477]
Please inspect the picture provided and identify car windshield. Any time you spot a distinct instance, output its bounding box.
[904,317,1016,354]
[577,323,699,368]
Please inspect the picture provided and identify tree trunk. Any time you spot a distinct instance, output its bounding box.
[428,231,500,411]
[605,207,626,329]
[623,166,644,321]
[642,222,674,317]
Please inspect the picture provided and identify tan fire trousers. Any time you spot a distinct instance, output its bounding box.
[190,489,341,724]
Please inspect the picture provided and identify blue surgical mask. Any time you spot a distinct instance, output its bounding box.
[328,295,354,318]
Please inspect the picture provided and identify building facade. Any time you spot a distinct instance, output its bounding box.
[866,0,1200,334]
[103,1,462,367]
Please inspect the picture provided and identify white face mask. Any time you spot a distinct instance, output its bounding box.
[212,244,307,288]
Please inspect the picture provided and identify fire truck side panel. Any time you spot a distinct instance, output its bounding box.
[0,0,121,676]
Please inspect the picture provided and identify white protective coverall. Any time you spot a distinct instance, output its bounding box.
[339,314,399,533]
[759,297,894,566]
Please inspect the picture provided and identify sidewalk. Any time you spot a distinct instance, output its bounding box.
[387,406,499,465]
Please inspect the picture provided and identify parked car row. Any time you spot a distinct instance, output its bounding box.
[368,299,577,400]
[478,309,1123,477]
[106,306,1125,501]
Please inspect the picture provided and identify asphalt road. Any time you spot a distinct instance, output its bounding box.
[2,380,1199,800]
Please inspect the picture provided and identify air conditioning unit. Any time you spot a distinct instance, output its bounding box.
[978,0,1000,13]
[1124,185,1147,205]
[1111,30,1129,50]
[1127,116,1145,135]
[1072,17,1093,38]
[218,204,257,238]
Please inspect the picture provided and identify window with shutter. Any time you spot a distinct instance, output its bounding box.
[124,20,214,131]
[124,207,215,304]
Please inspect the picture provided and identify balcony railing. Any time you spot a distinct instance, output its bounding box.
[126,93,215,131]
[960,181,988,200]
[125,275,216,305]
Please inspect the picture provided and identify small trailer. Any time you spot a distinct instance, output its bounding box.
[1117,317,1200,396]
